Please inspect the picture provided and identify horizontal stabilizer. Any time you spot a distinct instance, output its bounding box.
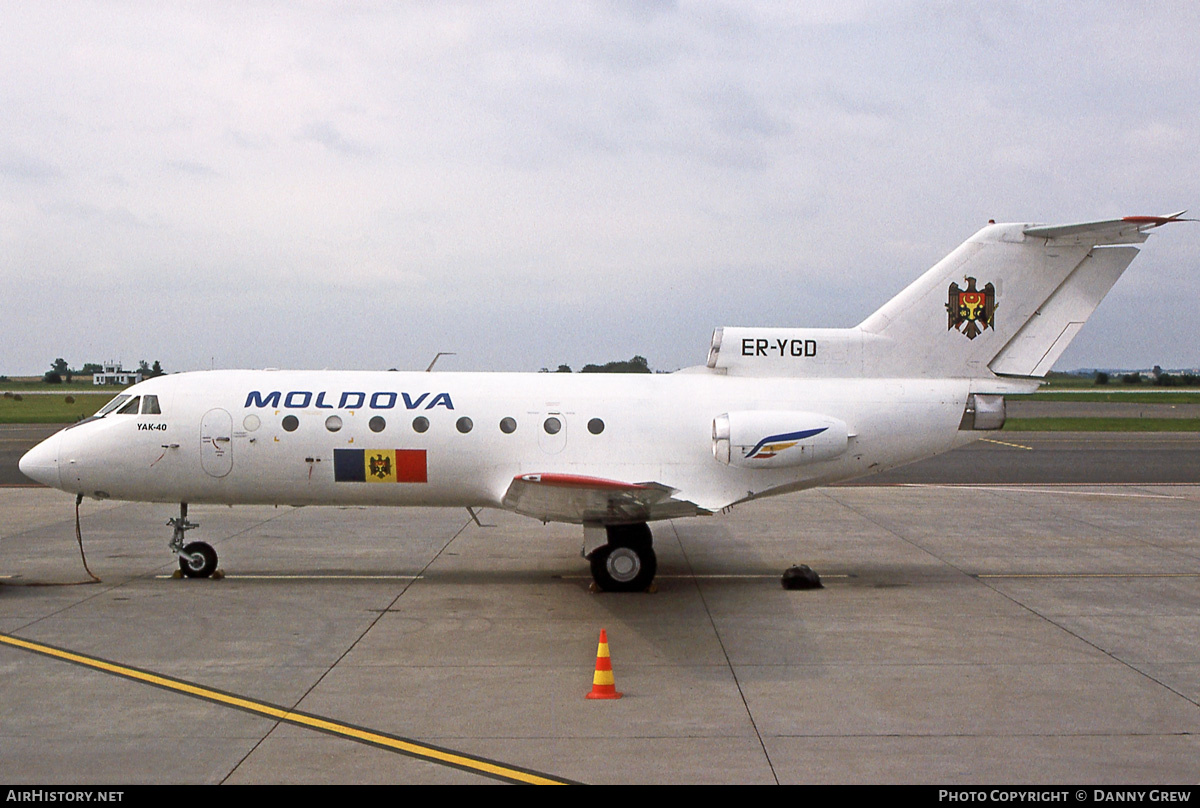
[1023,211,1192,245]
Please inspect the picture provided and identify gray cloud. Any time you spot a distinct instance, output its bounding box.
[1,1,1198,375]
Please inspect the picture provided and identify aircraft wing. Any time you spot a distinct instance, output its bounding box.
[1023,210,1192,245]
[501,473,706,525]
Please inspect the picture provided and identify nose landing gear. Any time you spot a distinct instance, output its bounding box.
[168,503,218,579]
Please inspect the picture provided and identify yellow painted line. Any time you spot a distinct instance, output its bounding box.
[979,437,1034,450]
[0,632,571,785]
[977,572,1200,579]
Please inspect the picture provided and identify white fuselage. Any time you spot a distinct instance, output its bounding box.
[25,367,980,517]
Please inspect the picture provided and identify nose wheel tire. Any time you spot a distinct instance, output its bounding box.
[589,543,657,592]
[179,541,218,578]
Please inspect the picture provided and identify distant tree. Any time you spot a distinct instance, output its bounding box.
[1094,372,1109,385]
[138,360,151,374]
[556,364,572,373]
[1122,373,1142,384]
[580,355,652,374]
[43,371,62,384]
[1154,372,1175,387]
[50,357,72,383]
[80,362,103,375]
[149,360,165,378]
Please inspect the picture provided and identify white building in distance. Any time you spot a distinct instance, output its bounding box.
[92,362,142,386]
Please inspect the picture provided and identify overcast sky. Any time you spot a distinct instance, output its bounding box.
[3,1,1198,376]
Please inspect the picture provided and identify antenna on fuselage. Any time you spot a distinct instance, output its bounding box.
[425,352,456,372]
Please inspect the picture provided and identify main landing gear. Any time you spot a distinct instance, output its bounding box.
[587,522,657,593]
[168,503,218,579]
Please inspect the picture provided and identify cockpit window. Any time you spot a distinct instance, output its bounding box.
[141,395,161,415]
[95,394,132,417]
[116,396,141,415]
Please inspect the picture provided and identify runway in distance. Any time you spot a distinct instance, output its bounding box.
[19,212,1190,590]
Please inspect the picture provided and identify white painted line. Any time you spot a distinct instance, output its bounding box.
[154,573,423,580]
[899,484,1187,499]
[978,572,1200,579]
[561,573,852,581]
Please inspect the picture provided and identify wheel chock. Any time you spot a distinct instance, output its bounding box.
[782,564,823,590]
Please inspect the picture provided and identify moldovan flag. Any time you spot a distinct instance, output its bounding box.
[333,449,427,483]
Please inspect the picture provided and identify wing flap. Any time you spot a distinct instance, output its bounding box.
[501,473,705,524]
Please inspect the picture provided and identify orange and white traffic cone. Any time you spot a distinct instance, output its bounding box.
[586,629,623,699]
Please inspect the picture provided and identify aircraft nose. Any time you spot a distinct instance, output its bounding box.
[19,431,62,489]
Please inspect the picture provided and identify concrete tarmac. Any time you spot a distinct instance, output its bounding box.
[1,424,61,486]
[2,482,1199,784]
[858,432,1200,485]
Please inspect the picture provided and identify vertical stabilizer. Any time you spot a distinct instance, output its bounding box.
[854,213,1186,379]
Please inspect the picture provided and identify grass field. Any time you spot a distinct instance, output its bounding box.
[1,380,129,393]
[1037,375,1101,389]
[1027,391,1200,403]
[1005,417,1200,432]
[3,389,1199,430]
[1037,375,1200,392]
[0,394,111,424]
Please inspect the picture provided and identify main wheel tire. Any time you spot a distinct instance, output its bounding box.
[179,541,218,578]
[589,543,657,592]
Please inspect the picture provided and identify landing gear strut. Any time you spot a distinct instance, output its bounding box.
[588,523,657,592]
[168,503,218,578]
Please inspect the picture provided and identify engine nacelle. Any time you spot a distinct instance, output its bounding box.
[713,411,850,469]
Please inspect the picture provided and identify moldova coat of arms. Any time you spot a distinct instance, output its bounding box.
[946,277,996,340]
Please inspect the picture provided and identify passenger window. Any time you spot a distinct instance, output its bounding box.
[141,395,161,415]
[117,397,141,415]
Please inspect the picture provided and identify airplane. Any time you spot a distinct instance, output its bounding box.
[18,211,1191,591]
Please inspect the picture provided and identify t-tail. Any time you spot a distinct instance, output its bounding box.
[706,212,1191,384]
